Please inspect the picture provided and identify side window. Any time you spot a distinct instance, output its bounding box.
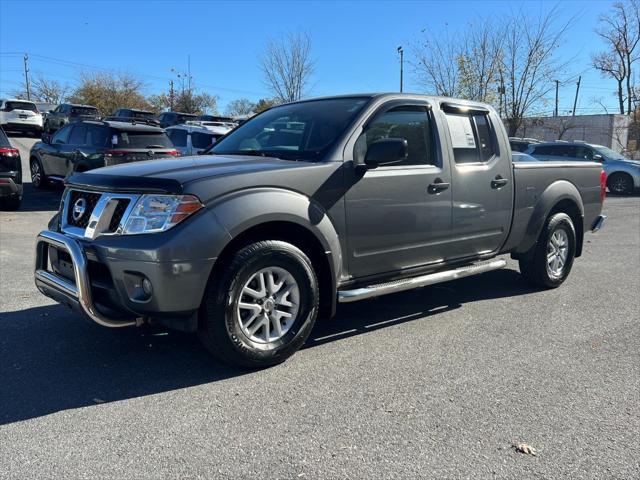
[192,131,214,149]
[68,124,87,145]
[167,129,187,147]
[86,125,110,147]
[444,111,497,164]
[357,105,434,166]
[52,124,72,144]
[574,146,593,160]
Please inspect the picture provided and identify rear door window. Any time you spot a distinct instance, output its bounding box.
[167,129,187,147]
[68,124,87,145]
[52,124,72,144]
[191,131,215,149]
[86,125,110,147]
[444,110,497,164]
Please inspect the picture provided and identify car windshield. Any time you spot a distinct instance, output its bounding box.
[130,111,155,119]
[594,145,627,161]
[211,97,369,161]
[114,131,173,149]
[6,101,37,112]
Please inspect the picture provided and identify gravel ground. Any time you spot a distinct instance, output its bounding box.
[1,135,638,479]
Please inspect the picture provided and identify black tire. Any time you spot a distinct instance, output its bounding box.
[607,172,634,195]
[519,212,576,289]
[198,240,319,368]
[30,157,48,189]
[0,195,22,211]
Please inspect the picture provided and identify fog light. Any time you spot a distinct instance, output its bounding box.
[142,278,153,295]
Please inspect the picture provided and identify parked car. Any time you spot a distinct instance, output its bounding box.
[0,127,22,210]
[526,140,640,195]
[511,152,539,162]
[199,114,235,125]
[509,137,539,152]
[29,120,179,188]
[34,93,605,368]
[44,103,100,133]
[0,98,43,136]
[166,124,220,156]
[185,120,233,137]
[110,108,159,125]
[157,111,198,128]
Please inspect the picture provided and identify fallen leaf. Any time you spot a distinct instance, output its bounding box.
[514,443,537,456]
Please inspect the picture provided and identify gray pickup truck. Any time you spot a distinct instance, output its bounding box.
[34,94,606,368]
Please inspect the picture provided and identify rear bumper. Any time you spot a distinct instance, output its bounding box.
[0,176,22,197]
[591,214,607,232]
[34,230,216,330]
[2,122,42,132]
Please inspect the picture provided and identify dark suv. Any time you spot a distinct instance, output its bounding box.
[29,120,179,188]
[157,111,197,128]
[0,127,22,210]
[110,109,159,125]
[44,104,101,133]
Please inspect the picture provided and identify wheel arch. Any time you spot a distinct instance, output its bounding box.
[515,180,585,257]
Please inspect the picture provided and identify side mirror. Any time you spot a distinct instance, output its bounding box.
[593,154,604,162]
[42,133,51,144]
[364,138,408,168]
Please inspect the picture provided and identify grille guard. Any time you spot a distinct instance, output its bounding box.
[34,230,142,328]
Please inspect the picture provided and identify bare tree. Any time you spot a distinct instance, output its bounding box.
[500,7,576,135]
[592,0,640,114]
[68,72,151,115]
[10,74,69,104]
[261,32,315,103]
[225,98,256,116]
[412,26,462,97]
[457,21,502,103]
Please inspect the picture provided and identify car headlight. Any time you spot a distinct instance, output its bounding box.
[122,194,203,234]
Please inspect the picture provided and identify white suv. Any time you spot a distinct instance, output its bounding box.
[0,99,43,136]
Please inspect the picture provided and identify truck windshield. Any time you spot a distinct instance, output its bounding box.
[211,97,369,161]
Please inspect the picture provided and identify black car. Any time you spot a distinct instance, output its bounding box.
[44,103,101,133]
[29,120,179,188]
[199,114,234,123]
[509,137,540,153]
[0,127,22,210]
[110,108,159,125]
[157,111,197,128]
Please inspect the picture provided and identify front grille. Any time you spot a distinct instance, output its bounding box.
[108,199,131,232]
[67,190,101,228]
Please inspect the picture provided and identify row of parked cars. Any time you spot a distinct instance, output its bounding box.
[0,98,242,210]
[510,137,640,195]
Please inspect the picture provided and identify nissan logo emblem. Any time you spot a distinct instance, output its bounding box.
[72,197,87,221]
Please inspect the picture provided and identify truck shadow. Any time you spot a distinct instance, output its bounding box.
[0,269,536,425]
[14,183,63,212]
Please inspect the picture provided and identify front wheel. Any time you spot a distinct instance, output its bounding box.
[198,240,319,368]
[519,212,576,288]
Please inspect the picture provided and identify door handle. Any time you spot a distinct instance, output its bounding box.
[491,176,508,189]
[428,179,450,194]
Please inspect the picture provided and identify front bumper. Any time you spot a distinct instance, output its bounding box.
[34,230,216,329]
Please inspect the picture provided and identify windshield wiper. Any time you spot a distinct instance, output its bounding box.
[146,144,167,149]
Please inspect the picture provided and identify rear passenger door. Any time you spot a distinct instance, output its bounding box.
[442,104,514,259]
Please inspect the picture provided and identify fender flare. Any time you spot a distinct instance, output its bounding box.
[209,187,343,291]
[515,180,584,255]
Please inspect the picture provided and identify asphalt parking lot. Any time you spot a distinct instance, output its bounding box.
[0,135,638,479]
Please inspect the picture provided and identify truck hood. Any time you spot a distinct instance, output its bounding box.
[66,154,328,195]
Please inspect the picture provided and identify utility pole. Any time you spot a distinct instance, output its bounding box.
[554,80,559,117]
[187,54,192,95]
[23,53,31,101]
[572,76,581,117]
[397,46,404,93]
[498,79,505,118]
[169,80,175,111]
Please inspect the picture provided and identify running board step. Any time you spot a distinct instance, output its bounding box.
[338,259,507,303]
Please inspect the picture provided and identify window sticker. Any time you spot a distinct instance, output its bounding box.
[111,134,118,145]
[446,114,476,148]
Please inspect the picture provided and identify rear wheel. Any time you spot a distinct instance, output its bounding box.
[519,212,576,288]
[607,172,633,195]
[198,240,319,368]
[30,157,48,189]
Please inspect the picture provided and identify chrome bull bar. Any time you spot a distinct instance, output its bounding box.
[34,230,142,328]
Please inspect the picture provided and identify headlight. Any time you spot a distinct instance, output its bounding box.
[122,194,203,234]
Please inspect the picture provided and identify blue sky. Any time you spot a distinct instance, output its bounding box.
[0,0,620,114]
